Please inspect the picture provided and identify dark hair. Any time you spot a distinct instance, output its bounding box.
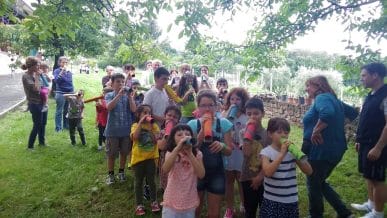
[306,76,336,98]
[245,96,264,113]
[216,78,228,87]
[223,88,250,113]
[123,64,135,71]
[361,63,387,78]
[164,105,182,120]
[200,65,209,71]
[134,104,152,122]
[111,73,125,83]
[196,89,217,106]
[132,79,141,86]
[177,74,199,97]
[154,67,170,79]
[170,69,178,75]
[267,117,290,133]
[166,124,197,156]
[21,56,39,70]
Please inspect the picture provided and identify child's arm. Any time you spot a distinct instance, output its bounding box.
[250,170,264,190]
[131,116,148,141]
[128,94,137,113]
[242,139,253,157]
[157,137,167,151]
[296,159,313,175]
[261,143,289,177]
[187,150,205,179]
[106,89,124,111]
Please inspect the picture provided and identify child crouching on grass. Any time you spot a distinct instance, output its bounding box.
[260,117,313,218]
[162,124,205,217]
[131,104,161,216]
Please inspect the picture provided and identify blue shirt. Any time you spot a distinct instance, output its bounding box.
[104,91,132,137]
[303,93,357,162]
[53,68,74,93]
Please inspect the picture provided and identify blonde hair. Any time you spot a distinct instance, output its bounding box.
[306,75,336,97]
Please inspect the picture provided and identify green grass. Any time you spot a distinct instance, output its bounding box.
[0,73,385,217]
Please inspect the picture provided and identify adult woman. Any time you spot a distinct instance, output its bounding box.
[53,56,74,132]
[303,76,357,218]
[21,57,48,149]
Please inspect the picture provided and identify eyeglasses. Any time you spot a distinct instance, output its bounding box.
[198,104,215,109]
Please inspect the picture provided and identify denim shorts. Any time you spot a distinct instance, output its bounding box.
[197,172,225,195]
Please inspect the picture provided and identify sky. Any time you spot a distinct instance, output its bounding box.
[23,0,387,56]
[156,3,387,56]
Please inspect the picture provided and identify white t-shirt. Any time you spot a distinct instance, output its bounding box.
[143,87,169,118]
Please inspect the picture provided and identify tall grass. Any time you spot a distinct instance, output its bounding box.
[0,73,384,217]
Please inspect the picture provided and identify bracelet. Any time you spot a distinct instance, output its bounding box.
[220,142,227,151]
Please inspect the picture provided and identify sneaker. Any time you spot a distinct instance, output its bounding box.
[151,201,160,212]
[117,172,126,182]
[27,147,35,151]
[351,202,372,212]
[41,105,48,112]
[143,185,151,200]
[360,210,384,218]
[97,145,103,151]
[135,205,145,216]
[106,174,115,185]
[224,208,233,218]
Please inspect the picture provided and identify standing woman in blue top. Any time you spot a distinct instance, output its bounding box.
[303,76,358,218]
[21,57,48,149]
[187,89,233,218]
[53,56,74,132]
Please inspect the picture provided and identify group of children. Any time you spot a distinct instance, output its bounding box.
[83,64,314,218]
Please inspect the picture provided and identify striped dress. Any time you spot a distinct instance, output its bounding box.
[259,145,299,217]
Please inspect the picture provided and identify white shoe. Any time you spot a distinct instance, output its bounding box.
[351,202,372,212]
[97,145,103,151]
[360,210,384,218]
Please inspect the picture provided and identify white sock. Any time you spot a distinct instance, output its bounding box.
[368,199,375,209]
[372,209,384,218]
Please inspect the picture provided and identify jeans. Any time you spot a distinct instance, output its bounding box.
[55,93,69,131]
[133,159,157,205]
[307,160,352,218]
[28,103,47,148]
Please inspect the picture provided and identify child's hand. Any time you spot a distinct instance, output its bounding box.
[138,115,149,124]
[117,87,125,96]
[176,136,192,151]
[209,141,224,153]
[280,140,290,154]
[250,174,263,190]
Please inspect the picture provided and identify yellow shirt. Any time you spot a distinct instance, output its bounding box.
[130,122,160,166]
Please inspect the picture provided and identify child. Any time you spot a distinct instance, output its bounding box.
[64,90,86,146]
[260,117,313,218]
[157,105,182,191]
[131,104,161,216]
[96,88,111,151]
[39,63,51,112]
[240,97,270,218]
[187,89,233,218]
[162,124,205,217]
[221,88,250,218]
[177,73,198,123]
[216,77,228,105]
[104,73,137,185]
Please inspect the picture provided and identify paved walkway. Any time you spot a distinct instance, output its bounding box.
[0,73,26,116]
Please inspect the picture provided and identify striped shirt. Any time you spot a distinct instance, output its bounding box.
[260,145,298,204]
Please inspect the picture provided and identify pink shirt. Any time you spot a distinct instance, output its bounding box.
[163,150,203,211]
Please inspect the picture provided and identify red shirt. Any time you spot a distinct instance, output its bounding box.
[96,100,108,126]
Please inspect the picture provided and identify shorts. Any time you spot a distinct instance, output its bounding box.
[106,136,131,157]
[197,172,225,195]
[162,206,195,218]
[358,144,387,182]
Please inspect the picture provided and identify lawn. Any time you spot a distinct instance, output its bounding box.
[0,73,384,217]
